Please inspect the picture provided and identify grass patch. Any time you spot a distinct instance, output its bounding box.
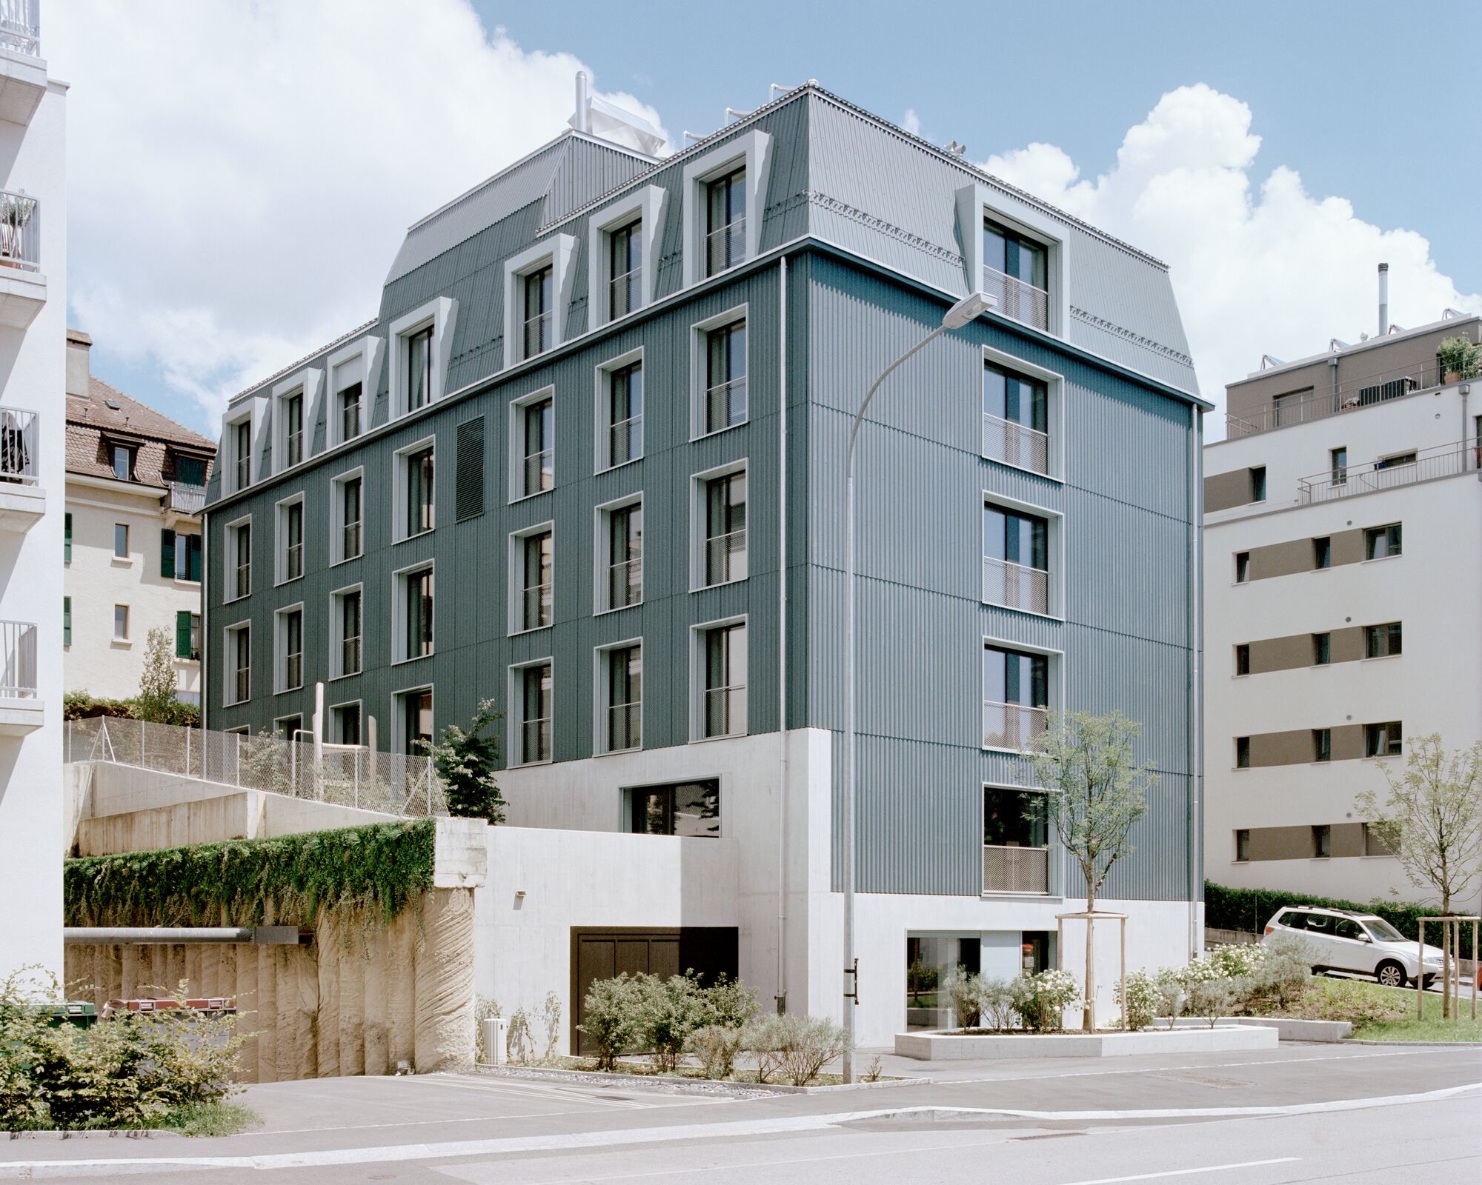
[161,1102,261,1137]
[1344,981,1482,1043]
[496,1057,853,1086]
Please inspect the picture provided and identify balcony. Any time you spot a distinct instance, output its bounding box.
[982,264,1049,332]
[0,618,40,735]
[982,411,1049,475]
[983,700,1047,750]
[0,191,42,327]
[0,1,43,128]
[167,481,207,516]
[0,406,42,531]
[1298,439,1475,504]
[982,555,1049,615]
[983,844,1049,894]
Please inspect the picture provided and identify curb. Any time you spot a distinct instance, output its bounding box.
[3,1130,183,1141]
[472,1065,930,1096]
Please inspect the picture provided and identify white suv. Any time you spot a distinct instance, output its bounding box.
[1262,906,1444,988]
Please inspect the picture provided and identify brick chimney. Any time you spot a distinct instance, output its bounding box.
[66,327,91,398]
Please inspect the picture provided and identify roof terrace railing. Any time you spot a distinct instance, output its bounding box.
[167,482,207,515]
[0,191,39,272]
[0,407,37,484]
[0,0,39,57]
[1297,439,1476,504]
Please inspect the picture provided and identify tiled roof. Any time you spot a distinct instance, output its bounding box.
[65,377,216,489]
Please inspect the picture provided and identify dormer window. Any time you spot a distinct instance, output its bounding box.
[706,167,746,277]
[174,453,207,487]
[111,443,135,481]
[406,327,433,411]
[389,299,456,419]
[608,221,641,320]
[282,391,303,467]
[339,382,362,441]
[983,218,1049,331]
[233,420,252,491]
[523,266,554,359]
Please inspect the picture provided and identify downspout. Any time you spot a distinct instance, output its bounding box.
[1187,403,1203,959]
[775,254,790,1013]
[200,514,209,735]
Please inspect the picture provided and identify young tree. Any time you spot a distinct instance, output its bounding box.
[1356,735,1482,1017]
[424,699,506,823]
[1028,711,1156,1031]
[134,627,179,724]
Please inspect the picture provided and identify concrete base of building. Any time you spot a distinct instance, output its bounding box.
[894,1024,1278,1059]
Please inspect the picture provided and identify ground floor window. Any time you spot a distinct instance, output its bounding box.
[627,779,720,838]
[905,931,1054,1030]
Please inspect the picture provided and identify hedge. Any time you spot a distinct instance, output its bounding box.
[65,819,435,928]
[1205,880,1442,944]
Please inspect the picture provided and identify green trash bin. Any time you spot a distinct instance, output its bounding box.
[24,1002,98,1030]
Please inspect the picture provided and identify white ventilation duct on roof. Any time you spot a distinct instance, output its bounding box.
[569,76,665,157]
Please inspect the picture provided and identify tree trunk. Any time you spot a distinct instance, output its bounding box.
[1083,887,1096,1032]
[1441,891,1452,1021]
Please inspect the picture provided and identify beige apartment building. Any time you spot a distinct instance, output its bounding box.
[1204,295,1482,909]
[64,330,214,702]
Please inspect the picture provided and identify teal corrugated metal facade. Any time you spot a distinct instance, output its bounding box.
[205,86,1203,903]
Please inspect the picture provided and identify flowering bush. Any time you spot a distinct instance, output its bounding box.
[1011,969,1081,1032]
[1114,970,1160,1031]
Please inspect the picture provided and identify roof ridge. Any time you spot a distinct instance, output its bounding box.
[230,319,378,405]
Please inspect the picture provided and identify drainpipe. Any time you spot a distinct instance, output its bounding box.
[775,254,790,1014]
[200,520,209,733]
[1187,403,1203,959]
[574,72,591,134]
[1377,263,1389,336]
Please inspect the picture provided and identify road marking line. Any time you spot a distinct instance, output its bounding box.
[1054,1159,1300,1185]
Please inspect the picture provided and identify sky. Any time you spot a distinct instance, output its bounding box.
[46,0,1482,440]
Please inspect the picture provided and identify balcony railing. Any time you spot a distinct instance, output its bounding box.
[705,376,747,432]
[0,407,37,485]
[341,519,361,559]
[704,685,746,737]
[982,411,1049,475]
[983,556,1050,615]
[285,542,303,582]
[523,310,552,359]
[607,702,641,752]
[983,845,1049,894]
[1298,439,1475,504]
[167,481,206,514]
[981,264,1049,331]
[0,0,39,56]
[522,582,552,631]
[706,217,745,276]
[233,562,250,601]
[0,191,38,272]
[341,636,361,677]
[705,529,746,585]
[608,557,641,609]
[609,415,642,466]
[983,700,1048,750]
[609,267,641,319]
[0,619,36,697]
[522,717,551,763]
[524,449,553,496]
[284,654,302,692]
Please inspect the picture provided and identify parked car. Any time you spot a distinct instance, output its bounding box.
[1262,906,1444,988]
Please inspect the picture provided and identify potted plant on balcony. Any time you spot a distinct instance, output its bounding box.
[0,191,33,269]
[1438,336,1480,384]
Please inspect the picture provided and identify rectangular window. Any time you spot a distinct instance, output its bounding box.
[176,610,200,660]
[983,788,1050,893]
[1313,728,1331,763]
[406,326,433,411]
[1331,447,1348,486]
[1235,829,1251,862]
[521,530,553,631]
[705,167,746,277]
[521,662,553,763]
[1236,736,1251,768]
[64,513,71,563]
[523,398,553,495]
[1249,466,1267,502]
[1235,551,1251,583]
[341,475,363,560]
[333,702,362,747]
[231,522,252,600]
[113,523,129,559]
[339,381,363,442]
[983,503,1049,613]
[1364,722,1402,758]
[1365,523,1402,559]
[175,453,206,486]
[1235,644,1250,676]
[1365,621,1402,658]
[702,623,747,738]
[162,530,202,582]
[228,625,251,705]
[1313,632,1331,665]
[703,471,747,586]
[608,220,641,319]
[607,361,643,467]
[282,392,303,468]
[337,589,362,677]
[523,266,554,359]
[281,500,304,582]
[607,503,642,610]
[1362,823,1393,857]
[1312,825,1331,858]
[403,567,434,660]
[704,319,747,433]
[112,444,134,482]
[402,689,433,755]
[982,361,1049,473]
[233,419,252,491]
[1313,537,1331,570]
[279,608,303,692]
[629,780,720,838]
[983,645,1049,748]
[62,597,71,646]
[405,446,435,536]
[606,644,642,753]
[982,218,1049,329]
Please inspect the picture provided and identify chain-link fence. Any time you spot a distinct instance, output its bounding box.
[65,717,446,818]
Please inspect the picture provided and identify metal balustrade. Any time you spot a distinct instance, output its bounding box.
[983,700,1048,749]
[706,217,745,275]
[0,192,38,272]
[981,264,1049,331]
[524,450,553,495]
[705,377,747,432]
[608,557,641,608]
[607,702,641,751]
[341,635,361,677]
[523,582,552,630]
[342,520,361,559]
[0,407,37,484]
[523,717,551,763]
[0,619,36,697]
[704,685,745,737]
[609,267,640,319]
[0,0,39,56]
[1297,439,1474,503]
[982,556,1050,615]
[523,310,552,358]
[167,481,206,514]
[705,529,747,585]
[981,411,1049,475]
[608,415,642,465]
[983,845,1050,894]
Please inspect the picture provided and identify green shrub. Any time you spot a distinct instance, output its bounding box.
[697,974,759,1030]
[1205,881,1431,945]
[1237,936,1313,1013]
[742,1014,850,1086]
[579,975,645,1072]
[943,970,1017,1031]
[1114,970,1160,1031]
[1438,335,1481,381]
[633,974,707,1072]
[687,1025,745,1079]
[1010,969,1081,1032]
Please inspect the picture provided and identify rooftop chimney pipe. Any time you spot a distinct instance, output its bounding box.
[1378,262,1389,336]
[574,72,590,133]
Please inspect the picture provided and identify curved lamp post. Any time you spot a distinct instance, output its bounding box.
[841,290,996,1081]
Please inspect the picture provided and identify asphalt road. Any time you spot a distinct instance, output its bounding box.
[2,1043,1477,1184]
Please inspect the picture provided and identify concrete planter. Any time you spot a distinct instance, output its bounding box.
[894,1024,1278,1060]
[1221,1017,1352,1042]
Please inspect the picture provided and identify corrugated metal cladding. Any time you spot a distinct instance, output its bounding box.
[204,86,1199,904]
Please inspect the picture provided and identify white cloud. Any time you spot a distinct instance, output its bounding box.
[902,108,922,136]
[982,84,1482,435]
[47,0,667,431]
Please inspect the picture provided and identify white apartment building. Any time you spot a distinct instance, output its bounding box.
[64,330,213,703]
[0,2,67,981]
[1204,302,1482,910]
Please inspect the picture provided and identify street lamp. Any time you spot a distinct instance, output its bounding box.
[840,290,995,1082]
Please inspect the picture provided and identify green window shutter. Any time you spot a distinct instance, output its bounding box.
[187,534,203,582]
[63,597,71,646]
[160,528,176,578]
[64,513,72,564]
[176,609,192,658]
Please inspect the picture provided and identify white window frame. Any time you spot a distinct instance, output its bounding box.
[392,684,435,756]
[980,633,1064,754]
[982,783,1063,899]
[508,656,555,766]
[594,493,643,615]
[271,368,321,473]
[690,614,748,743]
[112,603,130,643]
[329,582,364,680]
[508,385,556,503]
[594,637,644,756]
[681,130,773,289]
[224,514,252,603]
[224,620,251,706]
[690,303,750,440]
[503,236,576,367]
[393,560,435,665]
[222,396,268,494]
[393,435,436,543]
[330,467,365,565]
[690,459,749,591]
[274,602,306,694]
[981,346,1065,482]
[508,520,555,636]
[326,335,384,448]
[388,297,457,419]
[981,491,1065,620]
[955,182,1069,338]
[586,186,667,328]
[274,493,306,587]
[329,698,364,746]
[594,346,644,473]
